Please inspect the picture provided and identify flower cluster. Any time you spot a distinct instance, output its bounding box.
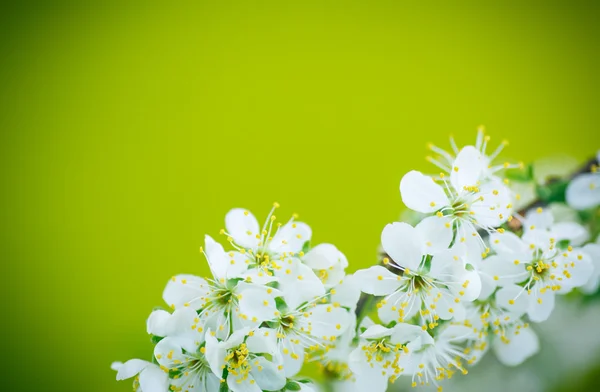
[349,130,599,391]
[113,205,360,392]
[113,128,599,392]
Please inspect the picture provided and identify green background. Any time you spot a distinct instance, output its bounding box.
[1,1,599,391]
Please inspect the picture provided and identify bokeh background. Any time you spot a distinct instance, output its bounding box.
[1,1,599,391]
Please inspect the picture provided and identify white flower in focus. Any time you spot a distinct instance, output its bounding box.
[223,205,311,283]
[462,284,536,366]
[154,337,220,392]
[400,147,514,250]
[205,328,286,392]
[355,222,481,328]
[488,229,593,322]
[271,297,352,377]
[112,359,169,392]
[426,126,521,180]
[348,323,431,391]
[397,325,476,390]
[162,236,283,339]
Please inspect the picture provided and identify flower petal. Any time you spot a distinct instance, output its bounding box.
[527,289,555,322]
[280,338,304,377]
[269,221,312,254]
[139,364,170,392]
[303,243,341,270]
[415,215,454,254]
[308,305,351,338]
[381,222,423,270]
[450,145,483,190]
[492,325,539,366]
[115,359,151,381]
[566,173,600,210]
[495,284,529,316]
[225,208,261,250]
[162,274,210,310]
[246,328,278,355]
[249,356,286,391]
[581,243,600,294]
[146,309,171,336]
[400,170,450,213]
[275,259,325,309]
[354,266,401,296]
[227,374,261,392]
[238,288,279,323]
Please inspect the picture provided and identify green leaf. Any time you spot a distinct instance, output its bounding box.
[150,335,164,344]
[301,240,311,254]
[536,180,569,203]
[285,381,302,391]
[505,163,533,182]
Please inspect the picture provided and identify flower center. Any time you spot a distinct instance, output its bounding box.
[225,343,252,381]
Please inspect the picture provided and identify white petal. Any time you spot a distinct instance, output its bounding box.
[223,327,251,350]
[139,364,170,392]
[146,309,171,336]
[381,222,423,270]
[492,326,539,366]
[354,266,401,296]
[566,173,600,210]
[390,323,433,345]
[331,274,361,310]
[308,305,351,338]
[246,328,278,355]
[116,359,151,380]
[250,357,286,390]
[280,338,304,377]
[360,324,393,339]
[415,215,454,254]
[303,243,341,270]
[489,231,528,255]
[550,222,588,243]
[581,243,600,294]
[238,289,279,323]
[275,259,326,309]
[110,362,123,372]
[400,170,450,213]
[438,325,476,342]
[154,338,187,369]
[527,289,555,322]
[225,208,260,249]
[162,274,210,310]
[165,308,205,352]
[477,273,496,300]
[559,249,594,291]
[495,284,529,316]
[478,255,527,287]
[227,374,261,392]
[205,332,226,377]
[450,146,483,190]
[204,234,229,280]
[523,208,554,231]
[270,221,312,254]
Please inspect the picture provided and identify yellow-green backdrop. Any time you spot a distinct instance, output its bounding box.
[1,1,599,391]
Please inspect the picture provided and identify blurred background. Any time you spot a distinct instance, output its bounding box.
[1,1,599,391]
